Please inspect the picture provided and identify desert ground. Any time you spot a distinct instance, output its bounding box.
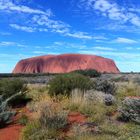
[0,71,140,140]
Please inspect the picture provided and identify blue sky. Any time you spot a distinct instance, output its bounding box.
[0,0,140,73]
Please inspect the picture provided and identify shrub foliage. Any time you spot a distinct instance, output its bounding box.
[0,78,27,99]
[95,80,116,95]
[0,79,27,127]
[48,73,94,96]
[72,69,101,77]
[120,97,140,124]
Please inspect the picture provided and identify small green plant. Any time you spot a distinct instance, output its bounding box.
[18,114,29,125]
[48,73,94,96]
[72,69,101,78]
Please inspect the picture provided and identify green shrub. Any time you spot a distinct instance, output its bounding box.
[95,80,116,95]
[0,79,27,100]
[18,114,29,126]
[72,69,101,78]
[48,73,94,96]
[119,97,140,124]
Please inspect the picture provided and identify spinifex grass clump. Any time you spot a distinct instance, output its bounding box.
[48,73,94,96]
[22,103,68,140]
[119,97,140,124]
[39,103,67,130]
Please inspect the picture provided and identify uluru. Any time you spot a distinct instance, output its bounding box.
[12,54,120,74]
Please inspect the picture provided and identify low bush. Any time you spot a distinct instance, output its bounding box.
[119,97,140,124]
[104,94,116,106]
[48,73,94,96]
[0,79,28,105]
[72,69,101,78]
[95,80,116,95]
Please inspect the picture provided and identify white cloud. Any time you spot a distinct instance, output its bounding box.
[0,41,16,46]
[94,46,116,51]
[0,0,52,16]
[10,24,36,32]
[52,41,87,49]
[10,24,49,33]
[0,0,93,39]
[80,0,140,27]
[66,32,92,39]
[33,51,46,54]
[79,50,140,59]
[114,37,137,44]
[32,15,93,39]
[0,41,26,47]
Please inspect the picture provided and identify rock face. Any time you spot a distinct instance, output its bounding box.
[12,54,120,73]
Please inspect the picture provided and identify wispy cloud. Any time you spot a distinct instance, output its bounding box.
[0,0,94,39]
[32,15,93,39]
[114,37,137,44]
[66,32,92,39]
[94,46,116,51]
[53,41,87,49]
[33,51,46,54]
[79,50,140,59]
[0,41,26,47]
[79,0,140,27]
[0,41,16,46]
[10,24,36,32]
[0,0,52,16]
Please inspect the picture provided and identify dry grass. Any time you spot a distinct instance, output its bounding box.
[22,81,140,140]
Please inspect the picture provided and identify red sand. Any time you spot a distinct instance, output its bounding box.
[0,125,23,140]
[0,111,87,140]
[0,107,31,140]
[68,112,87,124]
[13,54,120,73]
